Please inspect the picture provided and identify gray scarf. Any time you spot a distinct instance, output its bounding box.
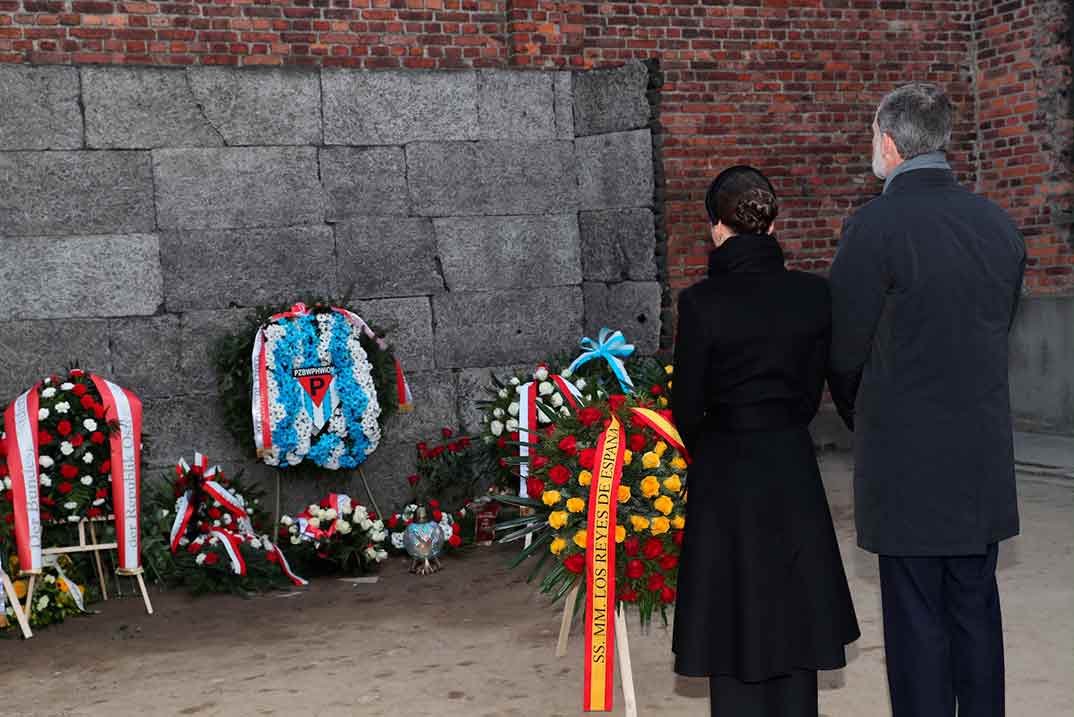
[883,151,951,193]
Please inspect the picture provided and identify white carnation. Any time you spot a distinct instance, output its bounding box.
[354,506,369,521]
[63,501,77,510]
[60,382,74,390]
[92,498,105,506]
[37,596,49,610]
[195,553,207,565]
[38,408,50,421]
[493,407,504,418]
[55,402,70,414]
[371,529,386,542]
[551,393,564,408]
[372,519,384,531]
[307,504,320,516]
[360,519,373,531]
[83,419,98,432]
[41,387,56,398]
[281,516,293,526]
[336,520,352,535]
[490,420,504,437]
[364,546,377,560]
[45,574,56,584]
[535,367,549,381]
[497,389,509,399]
[290,536,301,545]
[309,518,321,529]
[341,502,353,515]
[82,452,93,464]
[39,455,54,468]
[80,476,92,485]
[288,525,298,535]
[37,475,50,487]
[506,418,518,432]
[60,442,74,456]
[324,508,337,520]
[67,515,79,523]
[509,376,521,386]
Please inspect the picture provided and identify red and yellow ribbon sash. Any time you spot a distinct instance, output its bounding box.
[629,407,690,463]
[583,415,625,712]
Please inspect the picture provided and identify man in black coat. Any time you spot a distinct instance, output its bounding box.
[829,83,1026,717]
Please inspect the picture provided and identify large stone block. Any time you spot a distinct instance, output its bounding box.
[179,308,257,394]
[321,147,409,220]
[576,129,654,211]
[579,208,657,281]
[0,66,82,150]
[109,315,182,399]
[186,67,322,145]
[352,297,435,373]
[335,217,443,298]
[554,71,574,139]
[583,281,662,354]
[572,61,650,137]
[343,442,418,511]
[323,70,478,145]
[0,151,155,237]
[82,67,223,149]
[433,288,583,368]
[161,225,335,311]
[379,369,458,446]
[1010,295,1074,434]
[0,234,162,319]
[434,214,581,291]
[477,70,555,140]
[153,147,323,230]
[142,395,244,467]
[0,319,111,401]
[407,141,576,216]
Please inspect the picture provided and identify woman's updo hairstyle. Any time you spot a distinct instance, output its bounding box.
[704,165,779,236]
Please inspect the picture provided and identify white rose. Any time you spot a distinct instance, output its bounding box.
[83,419,98,431]
[537,410,551,424]
[560,406,571,417]
[551,393,564,408]
[309,518,321,529]
[195,553,207,565]
[376,549,388,562]
[281,516,293,526]
[354,506,369,521]
[336,520,352,534]
[575,378,586,390]
[289,525,298,535]
[360,519,373,531]
[37,596,49,610]
[372,520,384,531]
[493,407,504,418]
[38,455,53,468]
[60,382,74,390]
[55,402,70,414]
[506,418,518,432]
[60,442,74,456]
[535,367,549,381]
[45,574,56,584]
[222,514,232,525]
[82,453,93,464]
[38,408,50,421]
[364,546,377,560]
[290,536,301,545]
[490,420,504,437]
[2,477,9,489]
[307,504,320,515]
[341,503,353,515]
[371,530,386,542]
[92,498,105,506]
[80,476,92,486]
[507,402,519,417]
[67,515,79,523]
[249,538,262,549]
[498,389,509,399]
[41,387,56,398]
[38,475,51,487]
[560,368,572,378]
[325,509,337,520]
[509,377,521,386]
[538,381,554,396]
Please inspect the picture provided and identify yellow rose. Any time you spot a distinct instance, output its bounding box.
[550,537,567,555]
[671,514,685,530]
[651,516,671,535]
[618,485,632,503]
[574,529,588,548]
[653,495,674,516]
[548,511,568,529]
[578,470,592,486]
[13,580,27,599]
[630,515,650,532]
[670,457,687,470]
[542,490,562,506]
[58,579,69,593]
[654,441,668,457]
[640,475,660,498]
[664,364,673,375]
[667,380,673,389]
[641,451,660,469]
[566,497,586,513]
[663,474,681,493]
[615,525,626,543]
[623,450,633,465]
[658,397,668,407]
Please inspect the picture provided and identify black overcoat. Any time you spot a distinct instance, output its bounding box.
[671,234,859,681]
[829,168,1026,557]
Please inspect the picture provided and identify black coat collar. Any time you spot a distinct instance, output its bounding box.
[708,234,786,276]
[885,168,959,194]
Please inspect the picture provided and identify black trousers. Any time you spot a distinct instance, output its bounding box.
[709,670,818,717]
[879,543,1005,717]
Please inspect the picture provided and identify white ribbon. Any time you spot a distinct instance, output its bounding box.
[42,555,86,613]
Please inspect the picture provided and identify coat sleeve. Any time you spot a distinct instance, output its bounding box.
[671,287,708,454]
[829,212,888,431]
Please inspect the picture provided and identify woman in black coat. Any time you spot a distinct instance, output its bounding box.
[672,166,860,717]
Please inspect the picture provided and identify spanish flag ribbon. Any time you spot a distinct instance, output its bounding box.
[628,407,690,464]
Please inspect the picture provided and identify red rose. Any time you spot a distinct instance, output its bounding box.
[630,413,647,429]
[530,455,549,471]
[628,433,646,452]
[57,420,72,437]
[578,407,602,427]
[460,437,472,449]
[69,369,84,378]
[266,550,279,563]
[557,435,578,456]
[658,409,673,422]
[448,534,462,548]
[448,442,460,453]
[3,492,13,504]
[204,552,220,565]
[407,474,419,486]
[99,460,111,474]
[660,586,676,604]
[187,542,200,554]
[387,515,399,529]
[526,477,545,497]
[452,522,461,536]
[547,464,570,486]
[578,448,596,470]
[72,384,88,396]
[673,530,684,546]
[208,507,222,520]
[643,537,664,560]
[563,553,586,574]
[58,482,73,494]
[431,446,445,458]
[429,499,440,508]
[509,431,519,441]
[441,427,454,439]
[80,395,95,410]
[93,405,106,420]
[624,535,640,557]
[497,436,507,450]
[41,496,55,506]
[499,457,509,468]
[0,465,6,478]
[432,509,443,522]
[608,394,627,412]
[3,514,13,524]
[626,559,645,579]
[70,434,84,448]
[647,573,665,591]
[417,441,428,452]
[38,430,53,445]
[660,554,679,571]
[651,384,663,396]
[618,587,639,603]
[91,432,105,445]
[60,464,78,479]
[95,488,108,499]
[543,424,556,437]
[87,507,103,518]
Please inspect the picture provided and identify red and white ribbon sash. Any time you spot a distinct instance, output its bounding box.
[251,327,273,458]
[90,375,143,572]
[4,385,42,574]
[518,374,582,497]
[266,539,308,586]
[210,529,247,576]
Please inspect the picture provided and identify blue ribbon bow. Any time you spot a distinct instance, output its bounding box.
[566,328,636,394]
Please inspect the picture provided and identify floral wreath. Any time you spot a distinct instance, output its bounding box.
[280,493,389,572]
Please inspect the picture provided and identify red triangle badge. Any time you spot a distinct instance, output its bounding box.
[294,367,335,407]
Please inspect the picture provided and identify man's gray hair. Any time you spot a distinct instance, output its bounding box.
[876,83,954,159]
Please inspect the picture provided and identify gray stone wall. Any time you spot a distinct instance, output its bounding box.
[0,62,661,509]
[1010,295,1074,436]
